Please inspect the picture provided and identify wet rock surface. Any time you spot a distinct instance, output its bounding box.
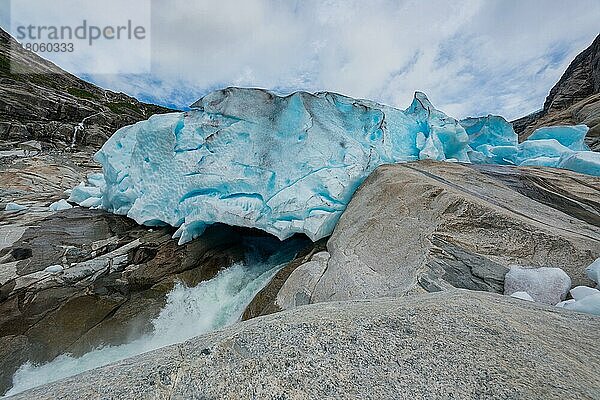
[12,290,600,400]
[242,239,327,320]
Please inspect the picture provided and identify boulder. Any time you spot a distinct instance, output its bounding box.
[276,251,331,310]
[241,239,326,320]
[504,266,571,305]
[10,290,600,400]
[273,161,599,307]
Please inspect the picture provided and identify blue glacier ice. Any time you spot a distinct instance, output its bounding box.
[69,88,600,244]
[526,125,589,151]
[459,115,517,150]
[48,199,73,212]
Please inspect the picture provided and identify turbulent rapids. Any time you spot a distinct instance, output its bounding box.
[5,237,307,396]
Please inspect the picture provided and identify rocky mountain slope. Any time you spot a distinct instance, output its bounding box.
[513,34,600,150]
[0,28,173,149]
[0,29,208,395]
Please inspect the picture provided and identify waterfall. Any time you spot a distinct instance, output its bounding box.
[70,112,103,148]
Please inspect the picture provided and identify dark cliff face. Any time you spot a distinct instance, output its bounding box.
[0,28,174,149]
[513,34,600,151]
[543,34,600,113]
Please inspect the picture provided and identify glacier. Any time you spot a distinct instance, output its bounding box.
[69,88,600,244]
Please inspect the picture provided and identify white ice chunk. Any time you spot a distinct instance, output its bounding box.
[48,199,73,212]
[510,291,534,301]
[5,202,28,212]
[585,257,600,286]
[68,182,102,204]
[44,265,64,274]
[79,197,103,209]
[570,285,600,301]
[504,266,571,305]
[564,293,600,316]
[556,299,576,308]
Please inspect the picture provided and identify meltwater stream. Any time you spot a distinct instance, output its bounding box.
[5,236,308,396]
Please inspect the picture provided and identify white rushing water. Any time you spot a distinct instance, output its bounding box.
[6,239,303,396]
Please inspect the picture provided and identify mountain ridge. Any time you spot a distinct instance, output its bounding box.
[513,34,600,151]
[0,28,174,149]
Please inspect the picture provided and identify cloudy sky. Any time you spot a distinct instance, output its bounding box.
[2,0,599,119]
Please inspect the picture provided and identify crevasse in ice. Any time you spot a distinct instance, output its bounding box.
[69,88,600,244]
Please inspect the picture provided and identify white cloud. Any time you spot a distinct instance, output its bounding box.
[2,0,599,119]
[8,0,151,74]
